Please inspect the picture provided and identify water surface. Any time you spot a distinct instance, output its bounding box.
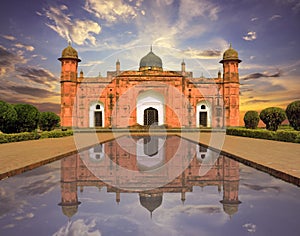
[0,135,299,236]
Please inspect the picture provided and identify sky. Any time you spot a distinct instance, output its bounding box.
[0,0,299,117]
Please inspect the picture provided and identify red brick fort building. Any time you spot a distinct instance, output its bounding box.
[58,44,241,128]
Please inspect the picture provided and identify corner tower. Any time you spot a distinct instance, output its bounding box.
[220,44,241,127]
[58,42,81,128]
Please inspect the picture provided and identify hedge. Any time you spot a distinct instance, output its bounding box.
[226,127,300,143]
[0,130,73,144]
[40,130,73,139]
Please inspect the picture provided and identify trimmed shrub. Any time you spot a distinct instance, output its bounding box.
[259,107,286,131]
[40,130,73,139]
[14,104,40,132]
[275,130,299,143]
[244,110,259,129]
[226,127,300,143]
[0,130,73,144]
[0,100,17,133]
[0,132,40,144]
[39,112,60,131]
[286,100,300,131]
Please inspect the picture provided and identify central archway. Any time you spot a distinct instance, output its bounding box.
[136,90,164,126]
[144,107,158,126]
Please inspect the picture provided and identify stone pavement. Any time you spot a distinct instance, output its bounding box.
[0,132,299,186]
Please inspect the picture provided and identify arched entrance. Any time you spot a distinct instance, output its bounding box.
[136,90,164,126]
[144,107,158,126]
[89,103,105,127]
[196,102,211,127]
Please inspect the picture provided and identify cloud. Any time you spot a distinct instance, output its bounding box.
[241,71,281,80]
[1,35,16,41]
[243,183,280,192]
[44,5,101,45]
[269,14,282,21]
[243,223,256,233]
[18,176,57,196]
[14,43,35,51]
[178,0,220,22]
[292,1,300,13]
[243,31,257,41]
[9,85,59,98]
[242,99,271,106]
[84,0,138,23]
[0,45,24,76]
[251,17,259,21]
[53,219,101,236]
[129,0,221,49]
[183,48,222,59]
[16,66,57,86]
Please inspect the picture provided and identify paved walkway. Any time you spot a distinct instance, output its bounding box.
[0,132,299,186]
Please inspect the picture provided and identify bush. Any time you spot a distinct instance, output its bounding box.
[40,130,73,139]
[286,100,300,131]
[226,127,300,143]
[0,100,17,133]
[244,111,259,129]
[0,130,73,144]
[259,107,286,131]
[275,130,299,143]
[39,112,60,131]
[0,132,40,144]
[14,104,40,132]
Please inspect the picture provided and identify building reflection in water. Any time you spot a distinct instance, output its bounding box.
[58,136,241,219]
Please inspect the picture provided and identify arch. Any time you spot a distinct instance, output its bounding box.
[89,102,105,127]
[136,90,164,126]
[196,101,211,127]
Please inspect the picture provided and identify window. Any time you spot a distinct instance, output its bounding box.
[201,105,206,110]
[96,104,100,110]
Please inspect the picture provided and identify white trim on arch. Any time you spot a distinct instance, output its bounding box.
[136,90,164,126]
[196,101,211,127]
[89,102,105,127]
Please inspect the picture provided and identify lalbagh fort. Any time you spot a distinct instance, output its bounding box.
[58,44,241,129]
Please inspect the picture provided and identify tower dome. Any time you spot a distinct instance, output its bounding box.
[61,205,79,218]
[139,47,162,71]
[59,42,81,62]
[220,44,241,63]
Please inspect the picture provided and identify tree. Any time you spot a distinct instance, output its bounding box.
[259,107,286,131]
[244,110,259,129]
[39,112,60,131]
[14,104,40,132]
[0,100,17,133]
[286,100,300,131]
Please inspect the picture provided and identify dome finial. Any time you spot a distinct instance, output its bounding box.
[150,45,152,52]
[229,43,232,48]
[68,41,71,46]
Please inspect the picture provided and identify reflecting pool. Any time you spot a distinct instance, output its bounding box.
[0,135,300,236]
